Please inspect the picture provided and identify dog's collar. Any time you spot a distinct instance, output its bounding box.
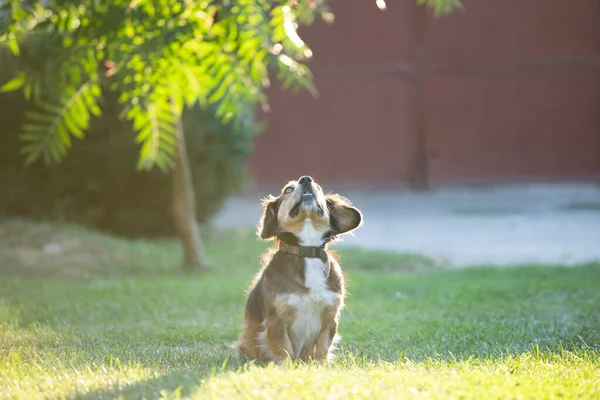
[278,242,326,258]
[277,242,331,276]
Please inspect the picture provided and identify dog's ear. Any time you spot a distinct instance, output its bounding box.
[258,195,280,240]
[326,193,363,235]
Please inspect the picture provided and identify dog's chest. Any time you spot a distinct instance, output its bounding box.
[280,258,340,353]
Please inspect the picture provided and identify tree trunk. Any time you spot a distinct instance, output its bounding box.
[170,100,209,271]
[407,3,430,191]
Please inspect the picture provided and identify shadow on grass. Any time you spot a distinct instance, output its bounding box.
[0,218,267,280]
[71,358,248,400]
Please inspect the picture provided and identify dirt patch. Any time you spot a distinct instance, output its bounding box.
[0,219,131,279]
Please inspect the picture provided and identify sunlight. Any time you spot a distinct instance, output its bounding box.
[1,353,161,399]
[282,6,307,51]
[186,351,600,399]
[376,0,387,10]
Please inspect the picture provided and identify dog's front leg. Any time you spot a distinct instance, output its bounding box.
[313,318,338,362]
[263,316,294,364]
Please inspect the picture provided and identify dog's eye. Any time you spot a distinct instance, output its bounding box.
[284,186,294,194]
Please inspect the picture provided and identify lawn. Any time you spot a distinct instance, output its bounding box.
[0,219,599,399]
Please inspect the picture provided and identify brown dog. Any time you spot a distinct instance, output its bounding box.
[234,176,363,364]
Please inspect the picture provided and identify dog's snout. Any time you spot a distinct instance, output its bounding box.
[298,176,313,185]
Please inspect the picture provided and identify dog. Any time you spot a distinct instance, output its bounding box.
[234,175,363,364]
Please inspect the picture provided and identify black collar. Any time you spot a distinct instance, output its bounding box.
[278,241,326,258]
[277,242,331,276]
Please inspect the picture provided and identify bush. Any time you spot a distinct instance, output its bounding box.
[0,90,259,237]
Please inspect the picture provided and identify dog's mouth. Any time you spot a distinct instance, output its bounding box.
[289,191,324,218]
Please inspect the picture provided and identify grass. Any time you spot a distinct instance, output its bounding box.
[1,219,599,399]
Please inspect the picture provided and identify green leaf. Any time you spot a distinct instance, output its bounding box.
[7,36,20,57]
[20,79,102,165]
[62,115,80,138]
[1,73,26,92]
[24,84,32,101]
[26,112,56,123]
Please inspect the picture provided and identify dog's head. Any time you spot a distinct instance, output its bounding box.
[258,176,362,246]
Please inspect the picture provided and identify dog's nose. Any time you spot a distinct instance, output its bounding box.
[298,176,313,185]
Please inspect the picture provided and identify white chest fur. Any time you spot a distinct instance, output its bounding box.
[279,257,340,358]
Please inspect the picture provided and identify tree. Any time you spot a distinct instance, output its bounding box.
[0,0,459,270]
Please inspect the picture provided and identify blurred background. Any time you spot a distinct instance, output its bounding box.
[218,0,600,267]
[0,0,599,269]
[250,0,600,188]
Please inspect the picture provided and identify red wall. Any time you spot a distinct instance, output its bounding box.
[249,0,600,187]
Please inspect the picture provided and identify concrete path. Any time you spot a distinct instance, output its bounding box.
[210,183,600,267]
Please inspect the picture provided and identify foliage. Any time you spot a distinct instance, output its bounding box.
[0,91,258,237]
[0,220,598,398]
[0,0,460,171]
[0,0,325,170]
[416,0,462,15]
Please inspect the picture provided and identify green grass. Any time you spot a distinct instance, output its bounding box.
[0,219,599,399]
